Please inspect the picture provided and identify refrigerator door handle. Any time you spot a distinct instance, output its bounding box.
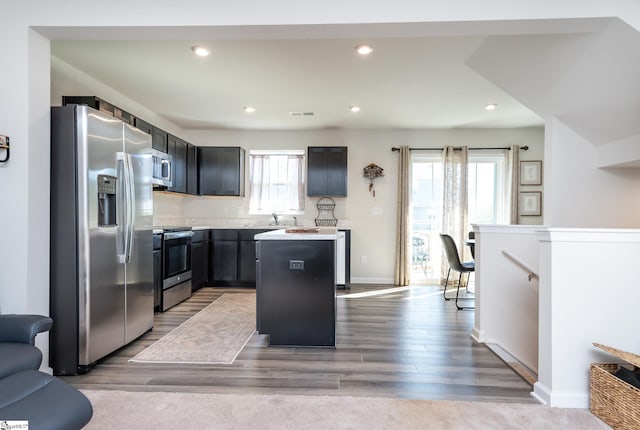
[116,153,127,263]
[125,153,136,263]
[121,153,135,264]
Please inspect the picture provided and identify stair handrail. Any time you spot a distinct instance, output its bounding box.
[501,249,539,281]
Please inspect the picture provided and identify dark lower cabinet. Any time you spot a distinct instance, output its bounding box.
[239,230,271,283]
[153,234,162,311]
[208,229,271,287]
[191,230,208,291]
[239,240,258,283]
[213,240,238,282]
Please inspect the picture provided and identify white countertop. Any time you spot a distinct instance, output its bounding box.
[154,225,350,232]
[254,228,338,241]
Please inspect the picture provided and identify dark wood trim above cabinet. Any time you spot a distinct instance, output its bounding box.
[133,118,169,153]
[62,96,136,125]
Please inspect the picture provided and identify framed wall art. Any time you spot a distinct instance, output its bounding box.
[520,160,542,186]
[519,191,542,216]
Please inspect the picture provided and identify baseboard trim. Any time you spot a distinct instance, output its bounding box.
[351,277,394,285]
[532,382,589,408]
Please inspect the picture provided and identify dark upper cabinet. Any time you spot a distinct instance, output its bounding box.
[168,134,187,193]
[134,118,168,153]
[198,147,245,196]
[134,117,152,135]
[186,143,198,195]
[151,127,169,153]
[307,146,348,197]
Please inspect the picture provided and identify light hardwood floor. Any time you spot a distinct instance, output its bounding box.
[62,284,536,403]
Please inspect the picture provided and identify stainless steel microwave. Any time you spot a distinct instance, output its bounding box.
[151,149,173,187]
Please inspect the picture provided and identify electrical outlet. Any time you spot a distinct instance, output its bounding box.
[289,260,304,270]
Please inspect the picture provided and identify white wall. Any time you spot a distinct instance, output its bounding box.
[545,118,640,228]
[472,225,540,373]
[534,228,640,408]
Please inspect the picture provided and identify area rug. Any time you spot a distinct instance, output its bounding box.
[129,293,256,364]
[81,390,610,430]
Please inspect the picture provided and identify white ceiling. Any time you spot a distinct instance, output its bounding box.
[51,35,547,131]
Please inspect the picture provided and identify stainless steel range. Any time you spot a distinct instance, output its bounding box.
[161,227,193,311]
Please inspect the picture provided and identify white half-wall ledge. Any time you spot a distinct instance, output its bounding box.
[537,227,640,408]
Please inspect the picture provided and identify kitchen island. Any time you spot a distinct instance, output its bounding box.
[255,228,337,347]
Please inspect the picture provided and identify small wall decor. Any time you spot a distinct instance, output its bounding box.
[520,160,542,186]
[363,163,384,197]
[0,135,10,163]
[519,191,542,216]
[315,197,338,226]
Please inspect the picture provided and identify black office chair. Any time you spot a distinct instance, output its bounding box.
[440,233,475,310]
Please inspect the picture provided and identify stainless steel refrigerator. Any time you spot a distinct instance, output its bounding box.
[50,104,154,375]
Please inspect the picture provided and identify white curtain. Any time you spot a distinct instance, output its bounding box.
[286,155,305,211]
[507,144,520,224]
[394,146,411,286]
[249,154,304,212]
[441,146,469,284]
[249,155,271,211]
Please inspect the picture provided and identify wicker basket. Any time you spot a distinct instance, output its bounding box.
[590,343,640,429]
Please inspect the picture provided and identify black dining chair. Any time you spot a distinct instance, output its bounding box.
[440,233,475,310]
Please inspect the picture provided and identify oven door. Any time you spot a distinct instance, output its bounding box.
[163,231,193,289]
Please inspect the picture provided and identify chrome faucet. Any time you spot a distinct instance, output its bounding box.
[293,216,298,226]
[272,212,279,225]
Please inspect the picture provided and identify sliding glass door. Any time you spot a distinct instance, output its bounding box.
[410,150,508,284]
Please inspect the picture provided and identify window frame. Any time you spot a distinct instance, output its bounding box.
[248,149,306,215]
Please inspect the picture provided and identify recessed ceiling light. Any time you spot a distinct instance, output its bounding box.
[349,106,361,113]
[355,44,373,56]
[191,46,210,57]
[485,103,498,111]
[243,106,256,113]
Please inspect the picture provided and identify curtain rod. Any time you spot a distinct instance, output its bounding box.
[391,146,528,152]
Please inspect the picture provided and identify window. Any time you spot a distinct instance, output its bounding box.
[468,151,507,225]
[248,150,305,214]
[409,149,509,283]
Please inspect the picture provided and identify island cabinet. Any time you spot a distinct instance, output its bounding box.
[255,230,337,347]
[198,147,245,196]
[134,118,168,153]
[307,146,347,197]
[191,229,208,291]
[167,134,187,193]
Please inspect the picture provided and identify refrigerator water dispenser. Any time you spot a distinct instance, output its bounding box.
[97,174,117,226]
